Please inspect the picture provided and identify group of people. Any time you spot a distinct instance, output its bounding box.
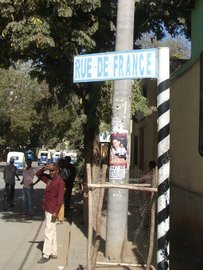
[2,156,76,264]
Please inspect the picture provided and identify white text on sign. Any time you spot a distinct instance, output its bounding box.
[73,49,158,83]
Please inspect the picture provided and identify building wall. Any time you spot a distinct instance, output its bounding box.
[171,59,203,192]
[171,58,203,243]
[131,59,203,243]
[130,0,203,243]
[130,79,157,173]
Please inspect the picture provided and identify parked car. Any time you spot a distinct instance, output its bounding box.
[6,151,25,174]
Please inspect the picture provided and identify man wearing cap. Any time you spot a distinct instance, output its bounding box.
[3,157,20,208]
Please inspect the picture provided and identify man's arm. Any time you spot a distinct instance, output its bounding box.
[3,167,5,179]
[15,167,20,181]
[35,165,50,183]
[31,178,41,186]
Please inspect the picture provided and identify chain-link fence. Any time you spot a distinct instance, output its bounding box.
[87,164,158,270]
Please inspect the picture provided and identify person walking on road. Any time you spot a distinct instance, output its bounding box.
[20,158,37,217]
[35,163,65,264]
[3,157,20,208]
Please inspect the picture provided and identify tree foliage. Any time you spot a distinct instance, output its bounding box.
[0,1,191,69]
[0,0,192,162]
[0,66,50,150]
[135,31,191,59]
[134,0,192,41]
[131,81,157,118]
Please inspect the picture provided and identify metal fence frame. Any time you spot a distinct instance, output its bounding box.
[86,163,158,270]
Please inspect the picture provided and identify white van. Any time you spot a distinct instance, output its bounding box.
[7,151,25,174]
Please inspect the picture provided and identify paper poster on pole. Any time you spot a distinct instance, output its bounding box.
[109,133,128,179]
[109,165,126,180]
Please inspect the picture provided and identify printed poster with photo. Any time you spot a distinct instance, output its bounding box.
[109,132,128,180]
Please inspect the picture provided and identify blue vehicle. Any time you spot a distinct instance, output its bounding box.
[37,150,51,166]
[52,151,61,163]
[25,150,34,161]
[6,151,25,174]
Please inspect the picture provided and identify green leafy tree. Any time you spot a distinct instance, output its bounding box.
[0,0,192,165]
[135,31,191,59]
[134,0,192,40]
[131,80,157,117]
[0,66,51,156]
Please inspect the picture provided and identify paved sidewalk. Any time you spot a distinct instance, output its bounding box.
[0,175,70,270]
[1,164,201,270]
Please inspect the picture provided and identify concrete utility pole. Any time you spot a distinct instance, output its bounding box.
[105,0,135,260]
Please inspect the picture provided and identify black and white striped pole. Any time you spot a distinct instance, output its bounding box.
[157,47,170,270]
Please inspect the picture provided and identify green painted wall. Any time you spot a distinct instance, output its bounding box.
[191,0,203,61]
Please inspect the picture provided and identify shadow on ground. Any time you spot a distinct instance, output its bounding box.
[0,187,44,222]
